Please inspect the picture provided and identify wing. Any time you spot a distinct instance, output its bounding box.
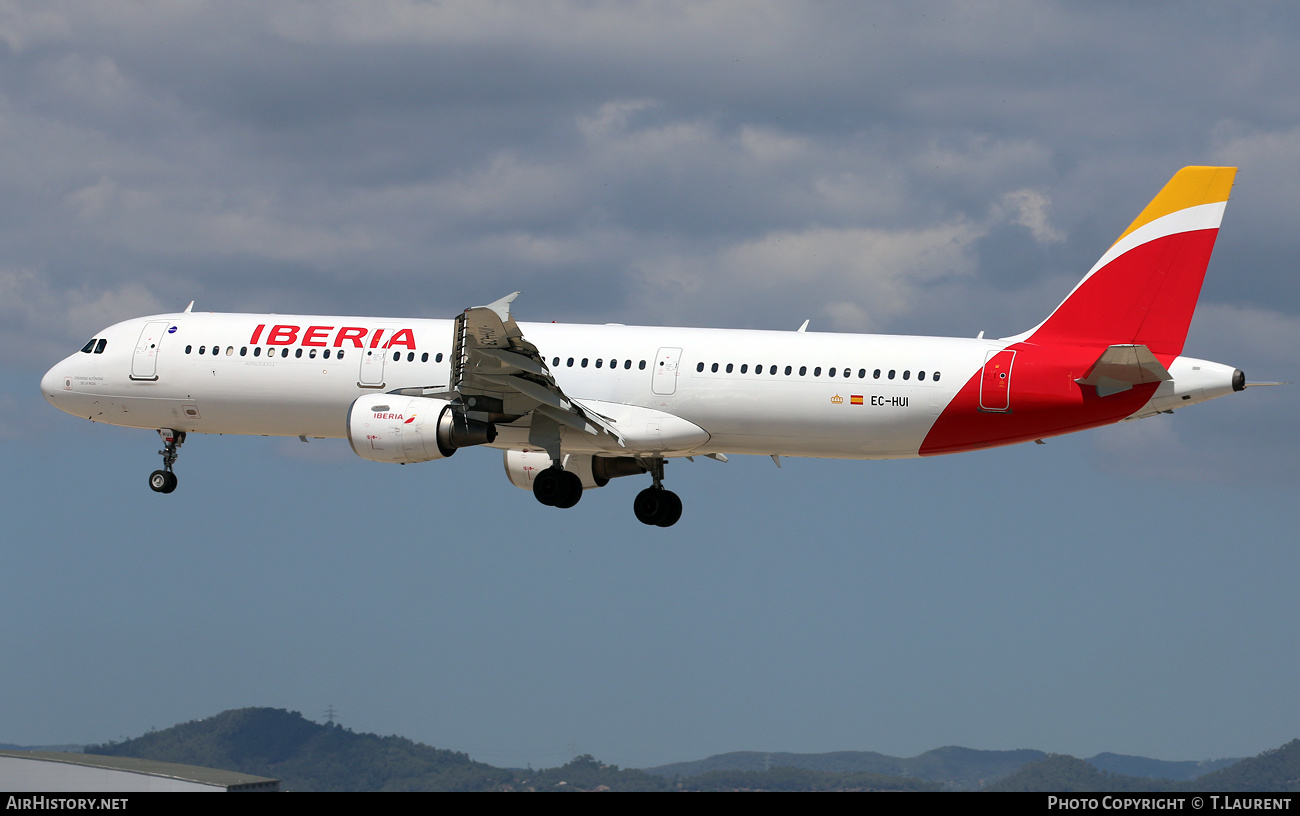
[450,293,625,454]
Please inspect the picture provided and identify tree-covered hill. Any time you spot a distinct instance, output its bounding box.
[647,746,1048,790]
[80,707,932,791]
[1189,740,1300,792]
[987,742,1300,793]
[85,707,510,791]
[987,754,1176,792]
[79,707,1297,792]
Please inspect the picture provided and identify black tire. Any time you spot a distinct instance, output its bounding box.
[655,490,682,527]
[633,487,665,525]
[161,471,178,493]
[552,470,583,509]
[149,470,172,494]
[532,467,563,506]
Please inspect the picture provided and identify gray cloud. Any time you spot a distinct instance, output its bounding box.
[5,1,1296,418]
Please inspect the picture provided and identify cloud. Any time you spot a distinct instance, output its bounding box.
[0,267,165,368]
[999,189,1065,245]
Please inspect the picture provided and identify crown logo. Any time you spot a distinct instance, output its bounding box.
[830,394,844,404]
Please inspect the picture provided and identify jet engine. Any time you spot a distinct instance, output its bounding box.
[348,394,496,464]
[504,449,647,490]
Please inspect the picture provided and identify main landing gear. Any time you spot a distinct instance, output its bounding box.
[529,455,683,527]
[532,465,583,509]
[148,428,185,494]
[633,458,682,528]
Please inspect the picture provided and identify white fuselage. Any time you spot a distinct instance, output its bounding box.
[41,310,1236,461]
[43,311,993,459]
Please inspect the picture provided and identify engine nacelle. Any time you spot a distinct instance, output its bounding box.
[348,394,496,464]
[504,449,647,491]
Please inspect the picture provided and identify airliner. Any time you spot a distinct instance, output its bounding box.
[41,167,1257,527]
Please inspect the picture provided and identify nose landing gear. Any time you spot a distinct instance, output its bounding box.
[148,429,185,494]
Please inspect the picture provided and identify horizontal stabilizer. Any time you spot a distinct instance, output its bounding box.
[1075,344,1172,397]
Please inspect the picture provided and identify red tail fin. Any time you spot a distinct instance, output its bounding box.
[1021,167,1236,359]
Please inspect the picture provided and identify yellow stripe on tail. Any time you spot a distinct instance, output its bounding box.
[1112,166,1236,246]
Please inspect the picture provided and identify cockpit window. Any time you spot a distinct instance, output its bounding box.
[94,338,107,354]
[81,339,96,353]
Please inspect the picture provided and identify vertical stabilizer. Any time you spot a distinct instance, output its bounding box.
[1019,166,1236,360]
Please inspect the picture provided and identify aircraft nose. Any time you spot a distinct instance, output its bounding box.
[40,363,65,407]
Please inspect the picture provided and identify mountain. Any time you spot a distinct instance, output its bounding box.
[75,707,1298,792]
[987,742,1300,793]
[1086,752,1237,782]
[988,754,1175,792]
[1190,740,1300,792]
[78,708,927,791]
[646,746,1046,790]
[84,707,510,792]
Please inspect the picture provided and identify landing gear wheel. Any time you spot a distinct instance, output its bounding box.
[552,470,583,509]
[533,467,583,508]
[533,468,561,506]
[149,470,177,494]
[655,490,682,527]
[634,487,682,527]
[149,429,185,495]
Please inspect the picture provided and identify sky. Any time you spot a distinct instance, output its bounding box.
[2,1,1298,770]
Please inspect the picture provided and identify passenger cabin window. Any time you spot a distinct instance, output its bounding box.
[697,362,704,372]
[185,345,193,354]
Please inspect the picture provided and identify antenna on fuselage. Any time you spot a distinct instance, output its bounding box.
[184,301,194,313]
[796,320,809,333]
